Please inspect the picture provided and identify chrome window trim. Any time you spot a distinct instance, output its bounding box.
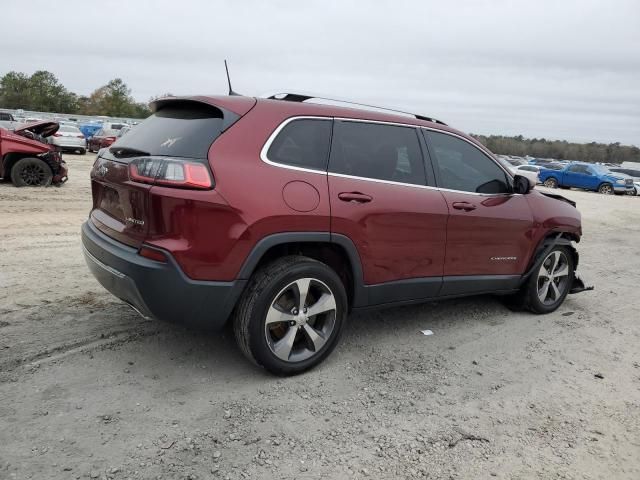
[259,115,332,176]
[259,115,518,197]
[327,171,437,191]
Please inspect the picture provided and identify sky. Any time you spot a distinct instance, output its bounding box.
[2,0,639,145]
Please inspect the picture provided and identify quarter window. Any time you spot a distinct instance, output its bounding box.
[328,121,426,185]
[425,131,510,194]
[266,119,332,171]
[567,164,590,174]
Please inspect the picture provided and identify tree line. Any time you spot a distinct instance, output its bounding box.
[473,134,640,164]
[1,70,638,162]
[0,70,151,118]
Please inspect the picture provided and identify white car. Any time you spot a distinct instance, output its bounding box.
[512,164,543,185]
[48,124,87,154]
[609,167,640,196]
[497,158,539,187]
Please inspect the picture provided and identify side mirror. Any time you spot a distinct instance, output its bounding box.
[513,174,534,194]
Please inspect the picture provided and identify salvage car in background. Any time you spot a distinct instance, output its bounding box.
[0,121,68,187]
[539,162,634,195]
[87,128,118,152]
[49,124,87,154]
[608,167,640,195]
[498,157,539,186]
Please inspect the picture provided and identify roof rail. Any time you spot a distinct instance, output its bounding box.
[264,92,447,126]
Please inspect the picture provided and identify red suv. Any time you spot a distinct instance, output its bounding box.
[82,94,589,375]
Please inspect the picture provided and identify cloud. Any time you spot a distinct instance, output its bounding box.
[1,0,638,144]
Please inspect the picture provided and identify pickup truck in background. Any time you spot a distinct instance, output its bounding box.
[539,162,634,195]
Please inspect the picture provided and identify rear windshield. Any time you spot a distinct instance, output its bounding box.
[111,103,224,159]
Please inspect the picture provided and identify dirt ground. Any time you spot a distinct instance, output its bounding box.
[1,153,639,480]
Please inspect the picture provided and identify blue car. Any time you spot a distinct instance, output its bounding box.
[78,123,102,140]
[539,162,634,195]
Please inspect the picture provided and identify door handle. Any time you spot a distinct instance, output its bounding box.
[338,192,372,203]
[452,201,477,211]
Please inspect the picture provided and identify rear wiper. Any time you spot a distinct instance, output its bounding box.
[109,146,150,158]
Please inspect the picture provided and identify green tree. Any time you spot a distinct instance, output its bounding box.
[0,70,78,112]
[0,71,31,108]
[26,70,78,113]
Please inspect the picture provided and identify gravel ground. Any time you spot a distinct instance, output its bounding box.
[1,153,639,480]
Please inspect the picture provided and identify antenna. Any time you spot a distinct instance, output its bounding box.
[224,60,239,96]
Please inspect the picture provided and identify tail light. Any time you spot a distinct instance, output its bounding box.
[106,136,116,142]
[77,134,85,138]
[129,157,213,190]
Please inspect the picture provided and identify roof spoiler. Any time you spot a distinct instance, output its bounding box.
[149,97,241,132]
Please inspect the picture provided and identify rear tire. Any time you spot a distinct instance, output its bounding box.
[543,177,558,188]
[233,256,348,376]
[598,183,614,195]
[11,158,53,187]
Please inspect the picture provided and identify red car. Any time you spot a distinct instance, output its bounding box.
[0,121,68,186]
[82,93,589,375]
[87,128,118,152]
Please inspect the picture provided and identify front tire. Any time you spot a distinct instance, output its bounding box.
[598,183,614,195]
[78,148,87,155]
[509,246,575,314]
[543,177,558,188]
[11,158,53,187]
[233,256,347,375]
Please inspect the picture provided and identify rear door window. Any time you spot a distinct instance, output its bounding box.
[425,131,510,194]
[328,120,426,185]
[266,119,332,171]
[568,164,587,173]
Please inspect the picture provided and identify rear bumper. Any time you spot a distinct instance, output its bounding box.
[51,138,86,149]
[81,221,246,330]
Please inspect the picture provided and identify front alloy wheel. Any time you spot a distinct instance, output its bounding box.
[233,256,347,375]
[11,157,53,187]
[543,178,558,188]
[537,250,570,306]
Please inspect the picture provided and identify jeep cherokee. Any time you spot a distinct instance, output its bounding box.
[81,93,588,375]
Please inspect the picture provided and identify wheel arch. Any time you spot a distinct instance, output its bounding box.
[522,231,579,286]
[236,232,366,308]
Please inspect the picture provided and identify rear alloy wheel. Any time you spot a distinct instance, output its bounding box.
[598,183,614,195]
[233,256,347,375]
[543,177,558,188]
[11,158,53,187]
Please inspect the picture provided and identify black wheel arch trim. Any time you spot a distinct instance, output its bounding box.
[236,232,367,307]
[519,232,580,287]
